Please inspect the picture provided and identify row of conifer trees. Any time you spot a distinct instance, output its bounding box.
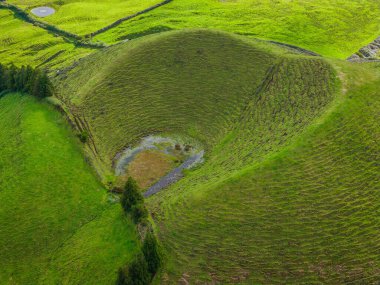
[0,63,53,98]
[117,178,162,285]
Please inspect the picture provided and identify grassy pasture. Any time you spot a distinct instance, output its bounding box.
[56,29,337,180]
[0,94,138,284]
[0,9,92,68]
[147,62,380,283]
[55,30,280,175]
[56,29,380,283]
[94,0,380,59]
[7,0,163,35]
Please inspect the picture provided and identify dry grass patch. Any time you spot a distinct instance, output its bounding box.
[125,150,176,189]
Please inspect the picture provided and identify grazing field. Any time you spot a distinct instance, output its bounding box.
[146,62,380,283]
[0,9,92,68]
[56,30,337,179]
[1,0,380,283]
[7,0,163,35]
[55,29,380,283]
[94,0,380,58]
[55,30,280,175]
[0,94,138,284]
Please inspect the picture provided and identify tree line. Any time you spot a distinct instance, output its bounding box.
[0,63,53,98]
[117,178,162,285]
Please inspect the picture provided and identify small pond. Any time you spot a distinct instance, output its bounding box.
[114,135,204,197]
[31,7,56,17]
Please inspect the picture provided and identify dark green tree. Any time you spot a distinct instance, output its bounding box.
[128,253,150,285]
[142,232,161,277]
[116,268,127,285]
[131,203,148,224]
[32,69,53,98]
[0,63,6,92]
[6,64,17,90]
[121,177,143,213]
[116,254,150,285]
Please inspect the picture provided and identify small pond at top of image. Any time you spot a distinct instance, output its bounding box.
[31,7,56,17]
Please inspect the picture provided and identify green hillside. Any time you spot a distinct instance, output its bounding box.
[51,29,380,283]
[0,94,138,285]
[0,0,379,283]
[146,62,380,283]
[0,9,91,68]
[56,30,337,181]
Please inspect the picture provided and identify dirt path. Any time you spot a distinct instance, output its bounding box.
[83,0,173,39]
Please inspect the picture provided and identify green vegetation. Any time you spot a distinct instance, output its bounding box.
[121,177,148,224]
[0,93,138,284]
[55,29,337,179]
[117,232,162,284]
[0,9,91,68]
[56,29,380,283]
[144,61,380,283]
[7,0,163,35]
[93,0,380,58]
[0,63,53,98]
[0,0,379,283]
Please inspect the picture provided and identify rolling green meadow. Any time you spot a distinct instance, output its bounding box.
[0,94,138,284]
[55,29,380,283]
[0,9,92,68]
[0,0,379,284]
[7,0,162,35]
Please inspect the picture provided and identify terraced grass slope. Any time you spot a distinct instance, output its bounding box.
[0,9,92,68]
[94,0,380,59]
[8,0,163,35]
[56,30,336,179]
[148,62,380,283]
[0,94,138,285]
[56,29,380,283]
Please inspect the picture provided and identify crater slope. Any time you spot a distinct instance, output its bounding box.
[55,29,379,283]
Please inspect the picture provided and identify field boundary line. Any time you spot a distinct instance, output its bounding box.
[83,0,173,38]
[0,2,104,49]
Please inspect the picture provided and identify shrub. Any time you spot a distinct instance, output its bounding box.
[116,253,150,285]
[78,130,89,143]
[131,203,148,224]
[142,232,162,277]
[121,177,143,213]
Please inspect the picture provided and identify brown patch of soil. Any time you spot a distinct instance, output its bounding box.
[126,150,176,189]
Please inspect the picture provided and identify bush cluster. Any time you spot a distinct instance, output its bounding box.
[0,63,53,98]
[118,178,162,284]
[121,177,148,224]
[116,232,162,285]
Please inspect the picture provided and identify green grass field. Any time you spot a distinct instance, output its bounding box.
[0,9,92,68]
[0,93,138,284]
[54,30,380,283]
[0,0,380,283]
[93,0,380,58]
[146,61,380,283]
[1,0,379,70]
[8,0,162,35]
